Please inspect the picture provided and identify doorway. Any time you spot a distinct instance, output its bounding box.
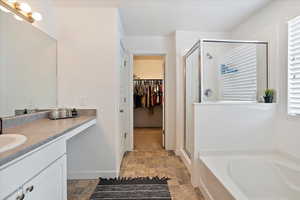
[132,55,165,151]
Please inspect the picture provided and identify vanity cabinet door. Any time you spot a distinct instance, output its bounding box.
[23,155,67,200]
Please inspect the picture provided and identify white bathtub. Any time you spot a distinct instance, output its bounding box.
[199,153,300,200]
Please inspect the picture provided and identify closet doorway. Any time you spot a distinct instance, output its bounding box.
[133,55,165,151]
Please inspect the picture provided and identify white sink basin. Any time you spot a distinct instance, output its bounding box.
[0,134,27,153]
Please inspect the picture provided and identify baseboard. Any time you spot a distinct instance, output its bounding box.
[175,149,181,156]
[68,170,119,180]
[198,177,214,200]
[178,149,192,173]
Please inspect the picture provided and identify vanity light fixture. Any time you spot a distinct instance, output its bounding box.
[7,0,17,3]
[0,5,9,12]
[0,0,42,23]
[14,14,23,21]
[18,2,31,13]
[30,12,42,21]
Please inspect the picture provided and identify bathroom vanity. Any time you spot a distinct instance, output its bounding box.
[0,113,96,200]
[0,4,88,199]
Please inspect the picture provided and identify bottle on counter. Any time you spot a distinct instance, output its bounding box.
[72,108,78,117]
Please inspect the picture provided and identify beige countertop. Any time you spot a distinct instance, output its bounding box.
[0,115,96,167]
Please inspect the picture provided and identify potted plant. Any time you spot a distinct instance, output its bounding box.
[264,89,275,103]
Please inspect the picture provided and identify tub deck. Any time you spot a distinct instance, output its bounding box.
[199,152,300,200]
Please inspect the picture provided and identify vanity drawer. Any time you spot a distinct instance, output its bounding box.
[0,138,66,199]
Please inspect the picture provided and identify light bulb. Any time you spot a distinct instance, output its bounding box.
[19,2,31,13]
[31,12,42,21]
[0,5,10,13]
[7,0,16,6]
[7,0,17,3]
[14,14,23,21]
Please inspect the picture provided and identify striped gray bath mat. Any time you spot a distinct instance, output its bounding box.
[90,177,171,200]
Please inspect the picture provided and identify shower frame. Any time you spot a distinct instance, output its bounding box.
[183,40,201,159]
[183,39,269,159]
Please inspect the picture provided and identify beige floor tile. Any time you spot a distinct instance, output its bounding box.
[134,128,163,150]
[68,130,204,200]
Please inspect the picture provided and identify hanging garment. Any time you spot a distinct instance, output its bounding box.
[134,79,163,111]
[147,84,151,108]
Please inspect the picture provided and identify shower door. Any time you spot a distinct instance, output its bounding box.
[184,41,201,158]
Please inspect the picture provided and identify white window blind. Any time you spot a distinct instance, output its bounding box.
[221,45,257,101]
[288,16,300,115]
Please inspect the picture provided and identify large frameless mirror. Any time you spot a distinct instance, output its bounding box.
[0,9,57,118]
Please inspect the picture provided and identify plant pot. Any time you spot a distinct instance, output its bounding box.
[264,96,273,103]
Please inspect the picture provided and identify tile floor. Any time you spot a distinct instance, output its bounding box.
[68,129,204,200]
[134,128,163,151]
[120,151,204,200]
[68,150,204,200]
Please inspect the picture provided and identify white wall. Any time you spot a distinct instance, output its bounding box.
[174,31,231,154]
[0,15,4,118]
[124,35,177,150]
[55,6,122,178]
[134,58,164,79]
[232,0,300,158]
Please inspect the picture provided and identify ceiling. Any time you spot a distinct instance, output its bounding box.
[53,0,274,36]
[119,0,273,36]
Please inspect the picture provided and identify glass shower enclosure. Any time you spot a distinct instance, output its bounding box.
[184,39,269,158]
[184,41,201,158]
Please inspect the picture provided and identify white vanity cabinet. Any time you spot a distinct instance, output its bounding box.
[1,118,96,200]
[0,138,67,200]
[23,156,67,200]
[5,189,23,200]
